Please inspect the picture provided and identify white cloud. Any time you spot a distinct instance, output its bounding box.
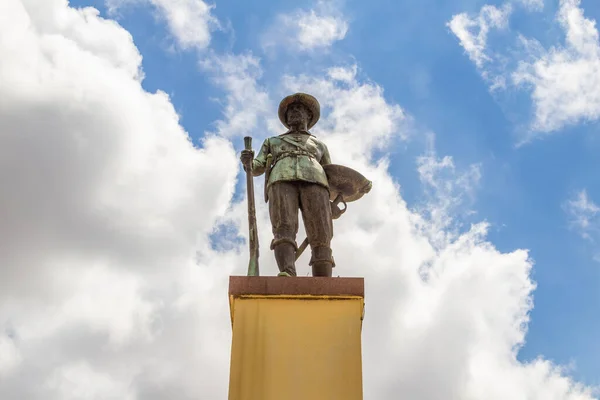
[564,189,600,241]
[262,0,348,52]
[0,1,596,399]
[0,335,21,378]
[328,64,359,83]
[517,0,544,11]
[45,362,136,400]
[0,0,237,398]
[415,135,482,248]
[447,4,512,70]
[295,10,348,50]
[449,0,600,136]
[513,0,600,133]
[281,65,407,162]
[107,0,218,49]
[199,52,272,138]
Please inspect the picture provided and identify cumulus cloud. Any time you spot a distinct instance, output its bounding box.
[513,0,600,133]
[1,0,236,398]
[0,1,596,399]
[449,0,600,136]
[262,0,348,52]
[107,0,219,49]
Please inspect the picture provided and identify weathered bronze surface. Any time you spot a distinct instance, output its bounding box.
[240,93,372,277]
[250,133,331,192]
[323,164,373,203]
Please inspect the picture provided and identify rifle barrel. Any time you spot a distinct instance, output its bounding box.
[244,136,260,276]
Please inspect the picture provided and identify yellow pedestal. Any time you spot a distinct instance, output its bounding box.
[228,276,365,400]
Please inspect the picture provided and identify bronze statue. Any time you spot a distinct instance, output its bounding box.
[241,93,371,277]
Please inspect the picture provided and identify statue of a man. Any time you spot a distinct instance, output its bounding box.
[240,93,334,277]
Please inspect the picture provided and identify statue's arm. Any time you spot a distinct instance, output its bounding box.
[320,143,332,166]
[251,138,270,176]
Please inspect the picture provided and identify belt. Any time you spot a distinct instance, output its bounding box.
[273,150,315,165]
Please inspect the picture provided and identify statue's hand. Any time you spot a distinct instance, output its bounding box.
[240,149,254,171]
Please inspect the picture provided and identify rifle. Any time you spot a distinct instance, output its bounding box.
[244,136,260,276]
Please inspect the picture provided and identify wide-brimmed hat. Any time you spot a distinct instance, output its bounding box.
[278,93,320,129]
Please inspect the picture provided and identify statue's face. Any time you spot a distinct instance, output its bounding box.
[286,103,311,127]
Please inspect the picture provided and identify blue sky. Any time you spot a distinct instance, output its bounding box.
[2,0,600,397]
[76,0,600,385]
[98,0,598,382]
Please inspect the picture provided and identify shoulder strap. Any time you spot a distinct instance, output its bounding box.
[280,136,310,152]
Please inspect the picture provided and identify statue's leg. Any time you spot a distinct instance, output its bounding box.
[299,183,334,277]
[268,182,299,276]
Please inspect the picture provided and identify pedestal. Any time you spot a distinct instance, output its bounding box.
[227,276,365,400]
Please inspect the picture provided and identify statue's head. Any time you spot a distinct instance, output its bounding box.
[278,93,320,130]
[286,102,312,127]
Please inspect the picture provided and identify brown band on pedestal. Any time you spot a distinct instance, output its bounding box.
[228,276,364,298]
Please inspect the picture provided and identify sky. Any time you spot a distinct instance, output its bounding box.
[1,0,600,398]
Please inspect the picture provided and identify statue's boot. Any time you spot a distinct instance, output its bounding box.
[274,242,297,277]
[310,246,334,277]
[311,261,333,277]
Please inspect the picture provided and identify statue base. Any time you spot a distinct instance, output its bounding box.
[227,276,365,400]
